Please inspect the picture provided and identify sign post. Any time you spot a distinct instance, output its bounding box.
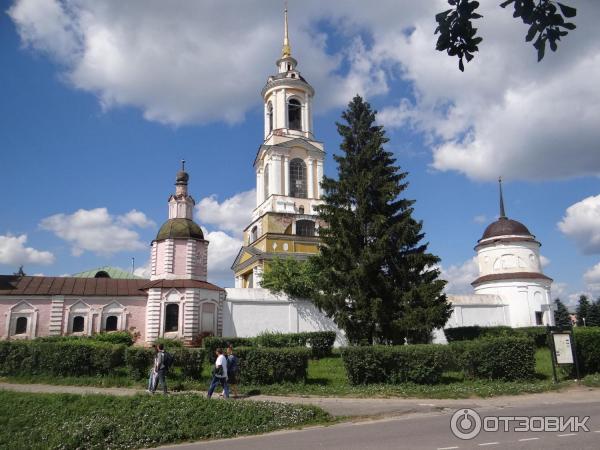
[548,328,579,383]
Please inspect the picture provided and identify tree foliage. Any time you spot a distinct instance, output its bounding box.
[576,294,590,326]
[312,95,451,345]
[260,257,320,299]
[553,298,571,328]
[435,0,577,71]
[586,299,600,327]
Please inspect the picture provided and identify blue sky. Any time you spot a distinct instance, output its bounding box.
[1,1,599,306]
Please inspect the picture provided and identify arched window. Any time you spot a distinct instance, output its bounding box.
[263,163,269,201]
[288,98,302,131]
[298,206,305,214]
[15,317,27,335]
[296,220,315,237]
[250,226,258,243]
[105,316,118,331]
[72,316,85,333]
[165,304,179,332]
[267,102,273,133]
[94,270,110,278]
[290,158,307,198]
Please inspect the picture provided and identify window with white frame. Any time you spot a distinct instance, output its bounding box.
[66,301,90,335]
[101,301,125,332]
[200,302,216,335]
[6,301,38,339]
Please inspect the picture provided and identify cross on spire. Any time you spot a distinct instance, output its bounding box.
[181,159,186,171]
[499,176,506,219]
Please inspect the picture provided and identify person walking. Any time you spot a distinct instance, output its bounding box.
[147,344,158,393]
[207,348,229,399]
[150,343,168,394]
[226,345,240,398]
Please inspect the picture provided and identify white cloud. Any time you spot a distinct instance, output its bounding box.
[9,1,600,180]
[0,234,55,266]
[558,195,600,254]
[118,210,155,228]
[133,260,151,279]
[583,262,600,297]
[196,190,255,238]
[204,229,242,287]
[473,215,487,224]
[40,208,150,257]
[540,255,550,268]
[440,257,479,295]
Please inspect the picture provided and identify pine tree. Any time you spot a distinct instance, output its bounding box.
[553,298,571,328]
[576,295,590,326]
[586,299,600,327]
[313,95,451,345]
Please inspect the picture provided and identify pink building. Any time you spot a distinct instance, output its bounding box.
[0,164,224,345]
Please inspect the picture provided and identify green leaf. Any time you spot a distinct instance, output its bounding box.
[557,3,577,18]
[562,22,576,30]
[525,24,537,42]
[499,0,514,8]
[537,38,546,62]
[459,58,464,71]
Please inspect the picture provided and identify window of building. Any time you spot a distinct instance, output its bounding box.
[165,304,179,332]
[267,102,273,133]
[200,303,216,335]
[245,271,254,288]
[15,317,27,335]
[72,316,85,333]
[298,206,305,214]
[288,99,302,131]
[250,226,258,243]
[94,270,110,278]
[535,311,544,326]
[105,315,118,331]
[296,220,315,237]
[264,162,269,200]
[290,158,307,198]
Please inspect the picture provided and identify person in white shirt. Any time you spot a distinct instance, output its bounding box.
[207,347,229,398]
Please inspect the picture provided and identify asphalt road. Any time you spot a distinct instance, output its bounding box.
[158,398,600,450]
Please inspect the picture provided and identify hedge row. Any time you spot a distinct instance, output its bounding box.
[35,331,135,346]
[444,326,548,348]
[0,340,126,377]
[0,340,205,380]
[341,345,450,385]
[450,336,536,381]
[204,331,336,361]
[573,328,600,375]
[235,347,309,384]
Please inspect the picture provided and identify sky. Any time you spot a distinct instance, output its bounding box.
[0,0,599,308]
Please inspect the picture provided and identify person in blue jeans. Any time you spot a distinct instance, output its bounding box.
[207,348,229,399]
[150,343,168,394]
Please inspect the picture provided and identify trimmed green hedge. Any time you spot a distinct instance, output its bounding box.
[124,347,154,380]
[341,345,450,385]
[35,331,135,346]
[573,327,600,375]
[235,347,309,384]
[172,348,205,380]
[444,326,548,348]
[204,337,256,362]
[451,336,536,381]
[255,331,337,358]
[0,340,126,377]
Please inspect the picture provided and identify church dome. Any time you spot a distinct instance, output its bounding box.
[481,217,532,240]
[176,170,189,184]
[155,218,204,241]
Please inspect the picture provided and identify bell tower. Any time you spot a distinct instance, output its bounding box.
[231,7,326,289]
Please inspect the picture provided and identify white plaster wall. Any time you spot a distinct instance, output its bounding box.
[476,240,542,276]
[474,280,553,327]
[223,288,346,346]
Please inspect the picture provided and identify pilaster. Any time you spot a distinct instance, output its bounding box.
[145,288,162,343]
[48,296,65,336]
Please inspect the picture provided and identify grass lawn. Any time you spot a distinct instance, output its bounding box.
[0,390,331,450]
[1,348,582,399]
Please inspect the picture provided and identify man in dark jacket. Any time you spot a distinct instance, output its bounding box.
[151,343,168,394]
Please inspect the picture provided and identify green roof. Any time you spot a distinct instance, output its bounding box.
[155,218,204,241]
[72,266,143,279]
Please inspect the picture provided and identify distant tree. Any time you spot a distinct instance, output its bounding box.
[260,257,320,299]
[312,95,451,345]
[586,299,600,327]
[13,266,26,277]
[553,298,571,328]
[576,294,590,326]
[435,0,577,71]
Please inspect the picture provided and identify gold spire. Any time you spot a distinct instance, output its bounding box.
[282,6,291,58]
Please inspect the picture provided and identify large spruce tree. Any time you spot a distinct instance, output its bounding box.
[576,295,590,326]
[313,95,451,345]
[553,298,572,328]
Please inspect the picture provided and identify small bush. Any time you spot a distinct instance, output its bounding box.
[255,331,337,358]
[204,337,255,362]
[125,347,155,380]
[153,338,184,348]
[516,327,548,348]
[235,347,309,384]
[172,348,206,380]
[444,326,515,342]
[92,331,134,346]
[573,327,600,375]
[341,345,450,385]
[451,336,536,381]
